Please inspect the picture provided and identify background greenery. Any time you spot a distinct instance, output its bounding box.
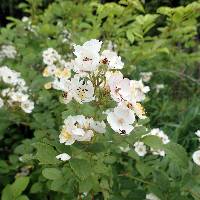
[0,0,200,199]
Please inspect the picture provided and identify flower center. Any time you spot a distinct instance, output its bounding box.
[62,130,72,140]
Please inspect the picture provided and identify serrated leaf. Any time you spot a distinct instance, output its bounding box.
[33,142,59,165]
[142,135,163,149]
[136,162,152,178]
[70,159,92,180]
[126,30,135,43]
[164,142,189,168]
[79,176,93,193]
[42,168,62,180]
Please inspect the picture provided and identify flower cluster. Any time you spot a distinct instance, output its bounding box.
[42,48,72,91]
[0,45,17,61]
[42,39,152,160]
[192,130,200,166]
[59,115,106,145]
[134,128,170,157]
[0,66,34,113]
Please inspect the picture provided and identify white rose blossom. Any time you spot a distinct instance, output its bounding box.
[134,141,147,156]
[73,39,102,72]
[101,50,124,69]
[107,105,135,135]
[192,150,200,166]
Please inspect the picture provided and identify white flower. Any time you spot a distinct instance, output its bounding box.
[140,72,153,82]
[0,97,4,108]
[21,100,34,113]
[132,103,146,119]
[10,92,29,103]
[155,84,164,93]
[192,150,200,166]
[56,153,71,161]
[107,71,131,102]
[101,50,124,69]
[0,66,20,85]
[1,89,9,97]
[43,65,57,77]
[71,77,95,104]
[52,78,70,92]
[22,16,29,22]
[42,48,61,66]
[0,66,34,113]
[130,80,150,103]
[73,39,102,72]
[59,128,76,145]
[0,45,17,59]
[107,105,135,135]
[90,120,106,133]
[195,130,200,137]
[134,141,147,156]
[146,193,160,200]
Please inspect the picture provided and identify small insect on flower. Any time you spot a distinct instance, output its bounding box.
[101,50,124,69]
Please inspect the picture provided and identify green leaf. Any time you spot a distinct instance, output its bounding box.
[42,168,62,180]
[126,126,148,144]
[33,142,60,165]
[70,159,92,180]
[153,170,170,192]
[164,142,189,168]
[142,135,163,149]
[16,195,29,200]
[136,162,152,178]
[126,30,135,43]
[79,176,93,193]
[1,185,13,200]
[50,179,67,192]
[30,183,43,193]
[11,177,30,198]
